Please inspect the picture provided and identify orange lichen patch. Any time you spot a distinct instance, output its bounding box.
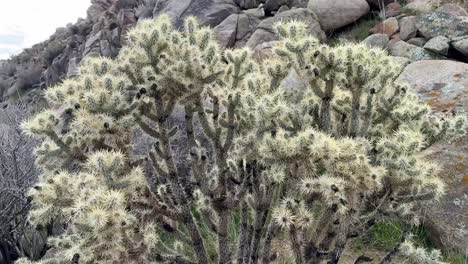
[432,102,456,112]
[464,174,468,185]
[455,162,466,173]
[427,90,442,97]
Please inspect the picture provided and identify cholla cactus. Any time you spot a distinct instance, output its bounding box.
[18,15,466,264]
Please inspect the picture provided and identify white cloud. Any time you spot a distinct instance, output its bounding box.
[0,0,91,59]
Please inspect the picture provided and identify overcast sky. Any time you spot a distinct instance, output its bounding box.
[0,0,91,59]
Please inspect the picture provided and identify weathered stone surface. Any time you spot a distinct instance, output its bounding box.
[407,37,427,47]
[243,6,266,18]
[396,60,468,112]
[246,8,325,48]
[452,37,468,57]
[214,14,241,48]
[435,3,468,17]
[307,0,370,31]
[397,61,468,251]
[363,33,389,49]
[404,0,435,14]
[264,0,289,15]
[66,57,80,78]
[388,40,439,61]
[399,16,417,41]
[276,5,290,14]
[235,0,261,9]
[424,36,449,56]
[369,17,399,37]
[153,0,240,27]
[391,56,411,67]
[253,41,278,61]
[384,2,401,17]
[279,68,308,103]
[415,11,468,39]
[214,13,259,48]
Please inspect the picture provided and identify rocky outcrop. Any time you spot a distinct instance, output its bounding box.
[436,3,468,17]
[307,0,370,31]
[246,8,325,48]
[397,60,468,251]
[388,40,440,61]
[1,0,322,102]
[452,37,468,57]
[415,11,468,39]
[399,16,417,41]
[397,60,468,112]
[423,36,450,56]
[214,13,260,48]
[152,0,240,27]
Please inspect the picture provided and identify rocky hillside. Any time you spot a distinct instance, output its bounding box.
[0,0,466,255]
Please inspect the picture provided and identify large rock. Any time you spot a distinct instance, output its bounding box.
[388,40,439,61]
[404,0,435,14]
[399,16,417,41]
[214,13,259,48]
[397,60,468,251]
[384,2,401,17]
[435,3,468,17]
[264,0,289,15]
[452,37,468,57]
[423,36,450,56]
[235,0,262,9]
[407,37,427,47]
[396,60,468,112]
[363,33,389,49]
[153,0,240,27]
[307,0,370,31]
[369,17,399,37]
[246,8,325,48]
[415,11,468,39]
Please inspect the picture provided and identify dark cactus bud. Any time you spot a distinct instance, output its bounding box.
[340,198,348,206]
[65,108,73,115]
[331,203,338,212]
[103,122,110,129]
[47,179,54,184]
[74,103,81,110]
[271,129,277,137]
[330,184,339,192]
[139,87,147,94]
[370,88,376,94]
[33,185,42,190]
[313,68,320,76]
[313,51,320,57]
